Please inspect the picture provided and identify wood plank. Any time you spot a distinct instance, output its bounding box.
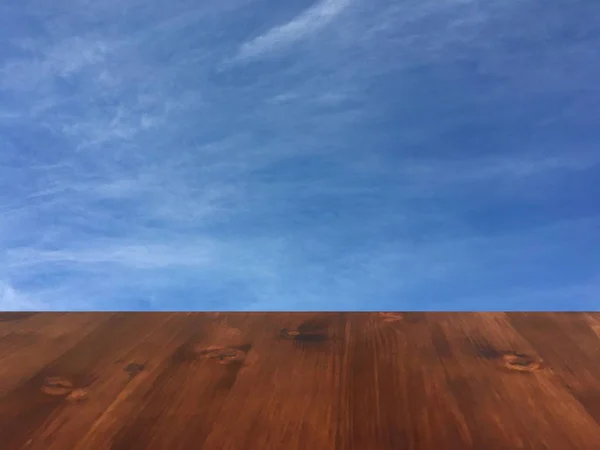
[0,313,114,397]
[0,312,41,335]
[336,312,474,449]
[0,312,599,450]
[433,312,600,449]
[200,312,346,450]
[0,313,170,449]
[18,313,209,450]
[106,313,267,450]
[507,312,600,424]
[70,313,210,450]
[586,312,600,339]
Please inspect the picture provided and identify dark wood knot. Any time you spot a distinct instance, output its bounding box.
[280,328,328,342]
[502,352,542,372]
[41,376,73,396]
[196,346,246,364]
[124,362,145,377]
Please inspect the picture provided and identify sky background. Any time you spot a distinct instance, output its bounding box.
[1,0,599,311]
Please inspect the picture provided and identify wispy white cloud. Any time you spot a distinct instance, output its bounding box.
[235,0,352,60]
[6,242,214,270]
[1,0,599,311]
[0,281,47,311]
[0,36,114,91]
[392,153,600,194]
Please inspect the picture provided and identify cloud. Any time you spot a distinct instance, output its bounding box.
[389,153,600,196]
[235,0,351,60]
[0,281,47,311]
[6,242,214,270]
[1,0,599,311]
[0,35,114,92]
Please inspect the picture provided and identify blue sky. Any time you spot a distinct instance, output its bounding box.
[1,0,599,311]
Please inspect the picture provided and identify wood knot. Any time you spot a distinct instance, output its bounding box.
[280,328,328,343]
[41,376,73,396]
[196,346,247,364]
[502,352,542,372]
[378,312,403,323]
[124,362,145,377]
[66,389,88,402]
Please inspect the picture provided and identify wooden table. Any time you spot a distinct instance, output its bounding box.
[1,312,599,449]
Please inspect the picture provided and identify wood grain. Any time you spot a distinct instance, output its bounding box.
[0,312,599,449]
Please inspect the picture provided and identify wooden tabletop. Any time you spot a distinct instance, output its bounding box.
[1,312,600,449]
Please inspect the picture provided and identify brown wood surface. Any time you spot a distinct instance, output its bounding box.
[0,312,599,449]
